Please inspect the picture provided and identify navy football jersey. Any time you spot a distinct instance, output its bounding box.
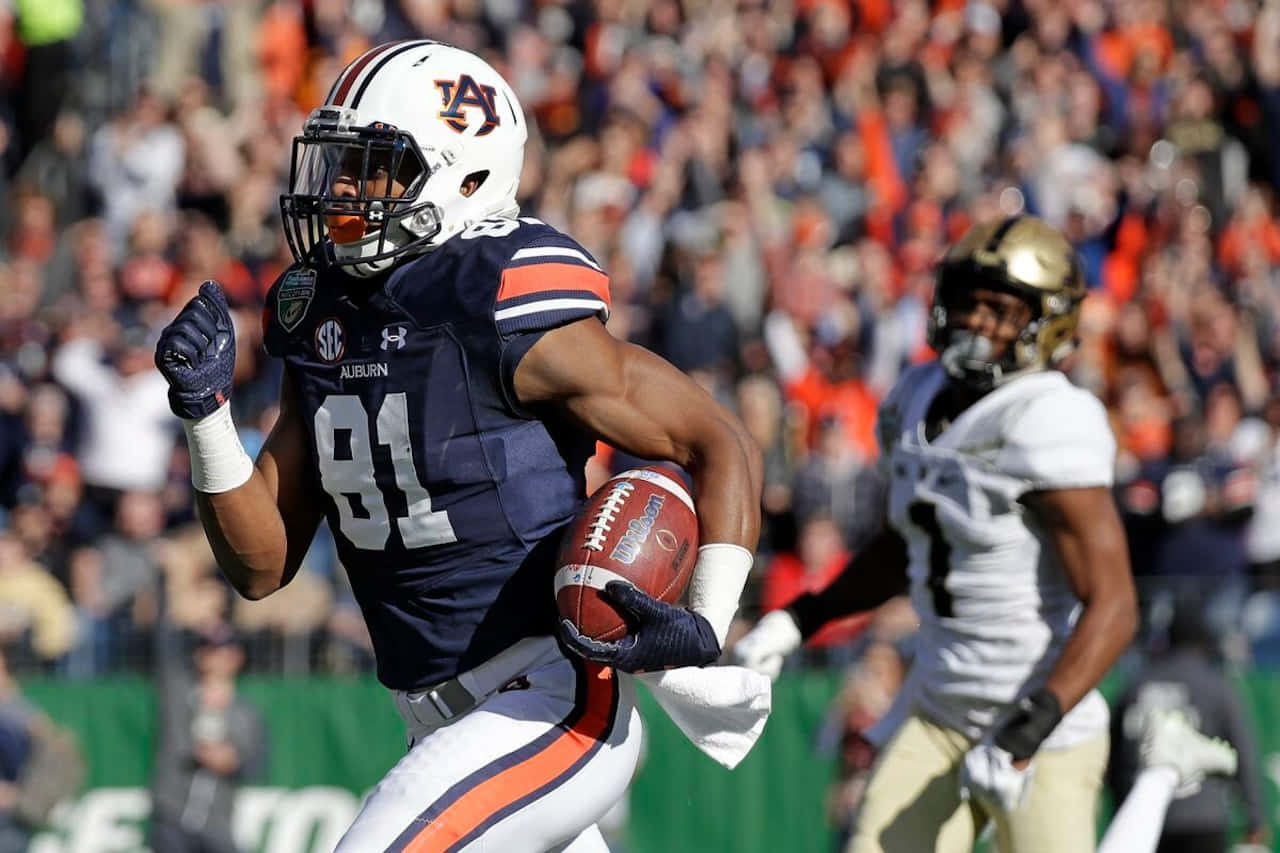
[262,217,611,690]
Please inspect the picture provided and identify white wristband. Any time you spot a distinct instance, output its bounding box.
[689,543,754,648]
[182,403,254,494]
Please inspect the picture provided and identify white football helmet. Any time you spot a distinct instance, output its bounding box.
[280,40,529,277]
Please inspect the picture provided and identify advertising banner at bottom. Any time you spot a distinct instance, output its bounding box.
[16,672,1280,852]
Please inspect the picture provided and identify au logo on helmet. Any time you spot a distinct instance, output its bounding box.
[435,74,501,136]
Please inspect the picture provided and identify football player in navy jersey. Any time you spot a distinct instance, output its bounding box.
[154,41,762,852]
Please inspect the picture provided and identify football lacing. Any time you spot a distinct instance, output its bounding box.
[583,480,634,551]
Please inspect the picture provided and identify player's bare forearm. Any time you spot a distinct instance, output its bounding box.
[196,375,323,600]
[1027,486,1138,711]
[1044,588,1136,711]
[196,471,296,600]
[514,318,763,549]
[787,526,909,639]
[197,474,281,598]
[678,404,762,547]
[587,340,761,548]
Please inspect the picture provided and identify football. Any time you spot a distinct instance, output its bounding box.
[555,467,699,642]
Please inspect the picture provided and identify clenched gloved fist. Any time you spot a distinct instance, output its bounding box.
[559,581,721,673]
[155,281,236,419]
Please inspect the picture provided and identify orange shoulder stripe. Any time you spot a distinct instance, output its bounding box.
[498,263,611,306]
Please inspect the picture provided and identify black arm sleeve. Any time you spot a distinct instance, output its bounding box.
[786,526,910,639]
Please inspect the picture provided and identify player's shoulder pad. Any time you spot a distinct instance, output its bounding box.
[262,263,327,358]
[997,372,1116,490]
[489,218,611,337]
[876,361,945,454]
[388,217,610,333]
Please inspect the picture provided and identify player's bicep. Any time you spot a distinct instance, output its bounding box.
[1024,486,1132,603]
[512,318,724,466]
[257,371,324,576]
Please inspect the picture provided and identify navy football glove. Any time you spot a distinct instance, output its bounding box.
[155,281,236,419]
[558,581,721,673]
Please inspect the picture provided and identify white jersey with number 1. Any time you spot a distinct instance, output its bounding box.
[877,361,1114,749]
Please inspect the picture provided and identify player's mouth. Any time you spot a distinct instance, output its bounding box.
[326,212,369,244]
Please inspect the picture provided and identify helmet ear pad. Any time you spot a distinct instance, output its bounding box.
[413,156,516,243]
[460,171,489,197]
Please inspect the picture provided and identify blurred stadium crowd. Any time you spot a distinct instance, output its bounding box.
[2,0,1280,713]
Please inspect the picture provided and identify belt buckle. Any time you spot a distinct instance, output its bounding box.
[425,678,475,721]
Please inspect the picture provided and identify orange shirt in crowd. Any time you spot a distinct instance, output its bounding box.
[1218,216,1280,277]
[257,2,308,103]
[1103,211,1149,304]
[858,106,909,246]
[784,366,880,459]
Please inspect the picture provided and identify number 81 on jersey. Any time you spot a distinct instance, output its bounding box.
[314,393,457,550]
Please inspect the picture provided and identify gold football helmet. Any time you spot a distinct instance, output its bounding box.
[927,215,1085,390]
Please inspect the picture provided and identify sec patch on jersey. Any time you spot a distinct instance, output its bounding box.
[555,468,699,642]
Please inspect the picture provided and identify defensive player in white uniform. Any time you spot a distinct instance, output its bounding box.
[736,216,1139,853]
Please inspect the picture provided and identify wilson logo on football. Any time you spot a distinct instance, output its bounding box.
[315,318,345,363]
[610,494,665,565]
[435,74,501,136]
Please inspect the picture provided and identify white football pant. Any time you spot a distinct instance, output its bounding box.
[335,636,641,852]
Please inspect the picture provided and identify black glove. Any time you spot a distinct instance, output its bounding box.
[993,687,1064,762]
[154,281,236,419]
[558,581,721,673]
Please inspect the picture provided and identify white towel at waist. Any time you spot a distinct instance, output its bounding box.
[632,665,772,770]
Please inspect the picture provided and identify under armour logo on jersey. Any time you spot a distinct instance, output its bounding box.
[381,325,407,350]
[315,318,345,363]
[435,75,501,136]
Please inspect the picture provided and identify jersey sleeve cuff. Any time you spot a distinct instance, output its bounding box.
[494,294,609,336]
